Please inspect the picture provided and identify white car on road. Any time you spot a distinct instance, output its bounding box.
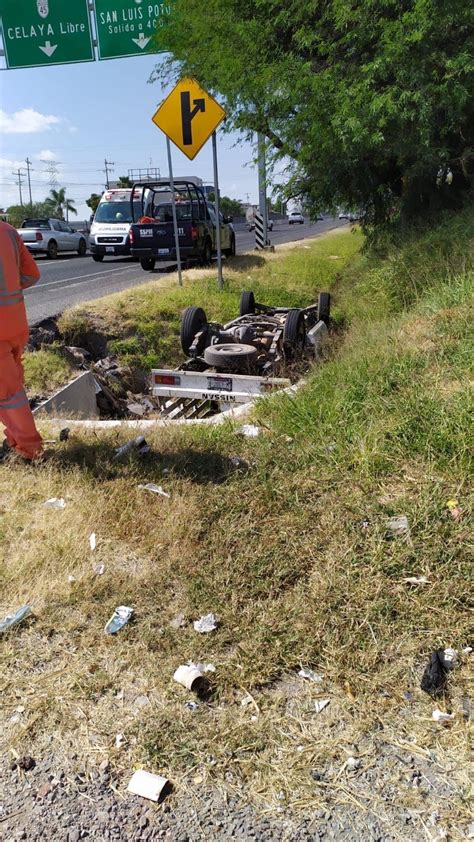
[18,218,88,259]
[288,211,304,225]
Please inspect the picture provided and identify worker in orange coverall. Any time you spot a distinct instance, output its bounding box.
[0,220,43,461]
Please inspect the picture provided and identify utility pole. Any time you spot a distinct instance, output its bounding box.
[103,159,114,188]
[257,134,269,245]
[25,158,33,209]
[12,169,25,206]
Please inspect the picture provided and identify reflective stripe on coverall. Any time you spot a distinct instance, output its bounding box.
[0,221,43,459]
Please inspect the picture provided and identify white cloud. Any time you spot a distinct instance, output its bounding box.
[36,149,57,162]
[0,156,25,172]
[0,108,61,134]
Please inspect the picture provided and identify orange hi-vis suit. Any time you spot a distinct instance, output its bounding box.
[0,220,43,460]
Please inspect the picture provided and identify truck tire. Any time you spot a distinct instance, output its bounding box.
[181,306,208,355]
[224,235,236,257]
[318,292,331,325]
[283,309,306,356]
[239,290,255,316]
[140,257,156,271]
[77,238,87,256]
[203,343,258,371]
[92,254,104,262]
[47,240,58,259]
[201,238,212,266]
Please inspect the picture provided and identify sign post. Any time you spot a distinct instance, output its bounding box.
[165,137,183,288]
[212,132,224,289]
[1,0,94,69]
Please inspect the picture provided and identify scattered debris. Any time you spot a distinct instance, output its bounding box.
[133,695,151,710]
[138,483,170,498]
[360,519,370,530]
[402,576,430,585]
[104,605,134,635]
[67,575,76,584]
[230,456,249,470]
[236,424,261,438]
[169,613,186,630]
[114,436,150,460]
[314,699,330,714]
[193,613,218,633]
[173,662,215,692]
[241,694,253,707]
[404,691,414,702]
[127,770,170,803]
[463,646,472,655]
[115,733,125,749]
[466,821,474,839]
[432,709,455,723]
[0,605,32,635]
[93,563,105,576]
[298,667,324,683]
[440,647,459,668]
[421,650,453,698]
[89,532,97,552]
[446,499,462,520]
[385,515,410,540]
[18,756,36,771]
[44,497,66,509]
[59,428,70,442]
[346,756,361,771]
[185,700,199,712]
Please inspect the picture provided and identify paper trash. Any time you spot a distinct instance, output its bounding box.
[314,699,330,714]
[236,424,260,438]
[193,613,218,633]
[127,769,169,802]
[432,709,455,723]
[89,533,97,551]
[174,662,215,691]
[104,605,133,635]
[0,605,31,635]
[138,483,170,498]
[44,498,66,509]
[298,668,324,683]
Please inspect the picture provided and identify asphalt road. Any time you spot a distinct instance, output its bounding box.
[25,217,347,325]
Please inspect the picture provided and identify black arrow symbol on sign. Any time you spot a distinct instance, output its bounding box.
[181,92,206,145]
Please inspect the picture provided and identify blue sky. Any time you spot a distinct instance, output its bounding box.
[0,51,263,219]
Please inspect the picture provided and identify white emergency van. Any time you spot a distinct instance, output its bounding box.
[89,188,143,262]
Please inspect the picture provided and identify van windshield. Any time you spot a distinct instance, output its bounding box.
[94,201,142,223]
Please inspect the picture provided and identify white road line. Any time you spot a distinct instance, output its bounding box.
[26,266,137,291]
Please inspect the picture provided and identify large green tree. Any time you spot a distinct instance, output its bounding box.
[86,193,102,215]
[6,202,55,229]
[208,192,243,217]
[153,0,473,224]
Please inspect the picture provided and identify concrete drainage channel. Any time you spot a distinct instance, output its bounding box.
[29,311,328,429]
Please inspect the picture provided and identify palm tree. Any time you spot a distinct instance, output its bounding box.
[45,187,77,221]
[117,176,132,187]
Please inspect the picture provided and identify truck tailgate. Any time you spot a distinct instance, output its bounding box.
[131,221,192,255]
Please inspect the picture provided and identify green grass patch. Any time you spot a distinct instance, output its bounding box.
[23,348,75,396]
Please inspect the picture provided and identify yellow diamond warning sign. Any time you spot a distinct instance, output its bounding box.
[152,78,226,160]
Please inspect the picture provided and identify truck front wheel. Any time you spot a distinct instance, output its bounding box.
[140,257,156,271]
[92,254,104,263]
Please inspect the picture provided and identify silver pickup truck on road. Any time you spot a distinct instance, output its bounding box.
[17,218,88,259]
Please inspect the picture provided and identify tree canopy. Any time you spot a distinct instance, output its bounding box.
[154,0,473,223]
[208,192,243,216]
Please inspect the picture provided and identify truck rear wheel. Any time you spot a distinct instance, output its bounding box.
[181,306,208,355]
[140,257,156,271]
[318,292,331,325]
[283,309,306,356]
[201,239,212,266]
[239,290,255,316]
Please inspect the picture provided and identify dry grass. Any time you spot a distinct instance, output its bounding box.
[1,216,473,835]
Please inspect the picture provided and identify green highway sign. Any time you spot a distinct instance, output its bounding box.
[94,1,171,60]
[1,0,94,69]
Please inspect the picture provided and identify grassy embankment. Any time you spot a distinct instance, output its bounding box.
[4,212,472,827]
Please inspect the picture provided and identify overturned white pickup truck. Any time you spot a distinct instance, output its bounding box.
[152,290,330,419]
